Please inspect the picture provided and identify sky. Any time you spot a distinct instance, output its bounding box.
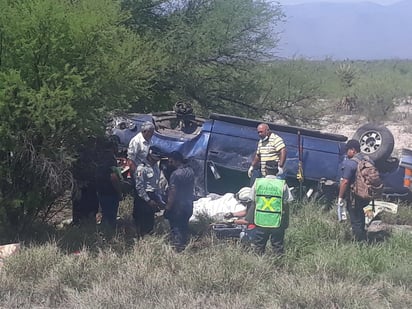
[279,0,401,5]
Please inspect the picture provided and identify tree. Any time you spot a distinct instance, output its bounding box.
[0,0,286,228]
[123,0,285,114]
[354,75,397,122]
[0,0,155,228]
[252,60,323,125]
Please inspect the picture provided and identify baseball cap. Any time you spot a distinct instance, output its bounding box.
[345,139,361,152]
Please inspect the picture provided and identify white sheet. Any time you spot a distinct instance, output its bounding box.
[190,193,247,222]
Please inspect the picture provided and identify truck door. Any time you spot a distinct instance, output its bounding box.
[206,117,258,194]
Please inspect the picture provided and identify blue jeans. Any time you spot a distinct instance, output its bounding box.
[98,194,120,228]
[166,207,193,252]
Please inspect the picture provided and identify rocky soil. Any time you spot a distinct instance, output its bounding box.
[319,103,412,156]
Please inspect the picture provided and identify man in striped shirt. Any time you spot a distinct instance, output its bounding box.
[248,123,287,179]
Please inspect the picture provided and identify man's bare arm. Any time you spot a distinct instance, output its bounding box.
[251,153,259,168]
[127,159,137,172]
[338,178,349,199]
[279,147,287,168]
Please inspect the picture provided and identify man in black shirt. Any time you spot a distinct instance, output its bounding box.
[71,137,99,225]
[164,151,195,252]
[95,139,122,229]
[338,139,370,241]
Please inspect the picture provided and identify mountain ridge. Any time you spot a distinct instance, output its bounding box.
[278,0,412,60]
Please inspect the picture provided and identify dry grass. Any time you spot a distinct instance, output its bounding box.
[1,202,411,308]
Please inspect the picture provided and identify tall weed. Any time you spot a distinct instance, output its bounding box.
[1,202,411,308]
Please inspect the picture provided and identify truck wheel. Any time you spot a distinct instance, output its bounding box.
[352,123,394,162]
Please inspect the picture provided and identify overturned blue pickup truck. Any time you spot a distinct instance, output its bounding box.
[107,110,412,203]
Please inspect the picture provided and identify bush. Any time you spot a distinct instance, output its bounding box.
[0,0,145,228]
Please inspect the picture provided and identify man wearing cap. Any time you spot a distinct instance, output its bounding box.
[248,123,286,182]
[127,121,155,173]
[164,151,195,252]
[133,146,164,237]
[245,160,293,255]
[338,139,370,241]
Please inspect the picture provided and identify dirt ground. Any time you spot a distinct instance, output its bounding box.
[319,104,412,155]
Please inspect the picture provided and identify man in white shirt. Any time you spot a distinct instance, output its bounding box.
[127,121,155,174]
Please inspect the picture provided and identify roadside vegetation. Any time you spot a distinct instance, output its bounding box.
[1,202,411,308]
[1,0,412,231]
[0,0,283,230]
[1,1,412,307]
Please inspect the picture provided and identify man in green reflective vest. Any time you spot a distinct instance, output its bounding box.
[245,160,293,255]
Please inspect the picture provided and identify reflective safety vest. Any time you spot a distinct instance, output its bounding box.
[254,178,285,228]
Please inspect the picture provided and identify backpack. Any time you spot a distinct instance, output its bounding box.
[351,156,383,200]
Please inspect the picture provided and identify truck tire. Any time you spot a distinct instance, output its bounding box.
[375,157,399,174]
[352,123,394,163]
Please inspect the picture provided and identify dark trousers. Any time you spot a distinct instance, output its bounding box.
[72,185,99,225]
[253,227,285,255]
[347,196,369,242]
[133,192,158,237]
[98,194,120,229]
[166,207,193,252]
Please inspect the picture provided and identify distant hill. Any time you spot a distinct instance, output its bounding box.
[277,0,412,60]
